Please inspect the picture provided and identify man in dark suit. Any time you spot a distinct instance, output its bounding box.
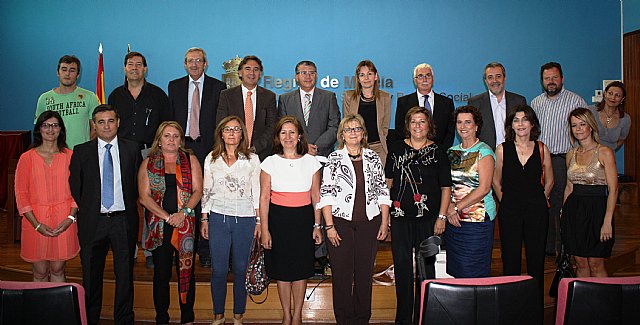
[69,104,142,325]
[168,47,226,267]
[216,55,277,161]
[395,63,455,149]
[278,60,341,157]
[468,62,527,150]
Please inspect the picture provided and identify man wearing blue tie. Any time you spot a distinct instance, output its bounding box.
[70,104,142,325]
[394,63,455,149]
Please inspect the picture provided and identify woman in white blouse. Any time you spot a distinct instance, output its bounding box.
[201,116,261,325]
[260,116,323,325]
[318,114,391,324]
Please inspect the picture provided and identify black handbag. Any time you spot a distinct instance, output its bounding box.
[548,243,575,297]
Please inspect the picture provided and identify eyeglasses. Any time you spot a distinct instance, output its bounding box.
[343,127,364,133]
[41,123,60,130]
[223,126,242,133]
[414,74,433,80]
[296,71,317,76]
[186,58,205,64]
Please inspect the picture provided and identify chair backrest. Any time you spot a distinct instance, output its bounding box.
[419,276,540,325]
[0,281,87,325]
[555,276,640,325]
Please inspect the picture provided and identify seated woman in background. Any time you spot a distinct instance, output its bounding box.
[588,81,631,151]
[562,108,618,277]
[201,116,261,325]
[445,105,496,278]
[138,121,203,325]
[15,110,80,282]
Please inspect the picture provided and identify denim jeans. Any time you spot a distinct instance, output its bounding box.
[208,212,256,315]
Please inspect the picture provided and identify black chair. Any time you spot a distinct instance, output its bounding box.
[419,276,540,325]
[0,281,85,325]
[560,279,640,325]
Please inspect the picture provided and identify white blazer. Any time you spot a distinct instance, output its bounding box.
[317,147,391,221]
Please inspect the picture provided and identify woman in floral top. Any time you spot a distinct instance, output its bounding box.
[385,106,451,324]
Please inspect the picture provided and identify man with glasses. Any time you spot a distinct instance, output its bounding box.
[468,62,526,150]
[216,55,277,161]
[35,55,100,149]
[278,60,341,157]
[394,63,455,148]
[168,47,226,267]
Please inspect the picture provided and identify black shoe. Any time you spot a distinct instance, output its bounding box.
[200,256,211,268]
[146,256,154,269]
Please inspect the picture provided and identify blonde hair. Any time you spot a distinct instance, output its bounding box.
[149,121,192,156]
[568,107,600,147]
[337,114,369,149]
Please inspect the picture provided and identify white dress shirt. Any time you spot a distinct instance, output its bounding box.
[489,91,507,147]
[98,136,125,212]
[241,84,257,120]
[186,75,204,134]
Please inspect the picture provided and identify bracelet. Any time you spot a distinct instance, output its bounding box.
[324,225,335,230]
[437,214,447,221]
[35,223,42,231]
[201,218,208,223]
[313,223,323,229]
[166,213,173,222]
[182,207,193,215]
[67,215,77,223]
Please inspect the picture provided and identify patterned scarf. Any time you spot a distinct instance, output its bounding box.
[143,149,195,304]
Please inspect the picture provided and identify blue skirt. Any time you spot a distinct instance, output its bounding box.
[444,218,494,278]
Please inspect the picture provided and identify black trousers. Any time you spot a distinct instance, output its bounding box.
[391,217,436,325]
[185,139,210,259]
[80,213,135,325]
[546,155,567,254]
[327,216,381,325]
[151,223,196,324]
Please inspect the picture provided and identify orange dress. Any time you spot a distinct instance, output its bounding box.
[15,148,80,262]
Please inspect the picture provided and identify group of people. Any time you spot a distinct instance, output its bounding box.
[16,48,629,325]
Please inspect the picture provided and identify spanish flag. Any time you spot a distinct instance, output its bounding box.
[96,43,106,104]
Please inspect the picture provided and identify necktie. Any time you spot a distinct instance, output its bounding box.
[103,143,114,209]
[424,95,432,113]
[303,93,312,125]
[245,91,254,145]
[189,81,200,139]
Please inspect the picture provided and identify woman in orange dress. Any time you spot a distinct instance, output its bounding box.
[15,110,80,282]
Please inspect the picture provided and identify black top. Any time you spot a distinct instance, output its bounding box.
[108,81,170,146]
[162,173,178,213]
[359,99,380,143]
[500,141,546,206]
[385,141,452,220]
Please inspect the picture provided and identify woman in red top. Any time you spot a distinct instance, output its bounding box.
[15,110,80,281]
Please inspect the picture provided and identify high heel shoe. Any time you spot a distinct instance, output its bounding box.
[233,318,243,325]
[211,317,226,325]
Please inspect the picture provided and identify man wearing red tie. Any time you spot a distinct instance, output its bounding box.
[216,55,277,161]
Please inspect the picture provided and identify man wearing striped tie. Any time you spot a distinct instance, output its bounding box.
[277,60,341,157]
[531,62,587,256]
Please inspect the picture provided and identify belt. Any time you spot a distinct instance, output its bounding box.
[550,153,566,159]
[185,137,201,143]
[100,210,126,217]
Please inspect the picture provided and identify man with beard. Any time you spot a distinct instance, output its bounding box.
[468,62,526,150]
[35,55,100,149]
[531,61,587,256]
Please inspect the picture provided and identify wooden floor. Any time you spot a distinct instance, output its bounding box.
[1,183,638,324]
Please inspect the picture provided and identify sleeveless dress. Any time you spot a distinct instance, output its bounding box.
[561,146,613,257]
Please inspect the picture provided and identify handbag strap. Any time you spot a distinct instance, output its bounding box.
[538,141,545,187]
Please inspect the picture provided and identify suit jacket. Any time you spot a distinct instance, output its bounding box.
[395,91,455,149]
[468,91,527,150]
[216,85,277,161]
[69,137,142,247]
[168,74,227,162]
[343,90,391,155]
[278,88,341,157]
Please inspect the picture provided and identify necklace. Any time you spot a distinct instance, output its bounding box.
[409,138,428,150]
[460,138,480,150]
[347,148,361,160]
[579,144,598,153]
[360,92,375,103]
[603,108,617,126]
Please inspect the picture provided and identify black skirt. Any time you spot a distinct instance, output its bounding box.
[264,203,315,281]
[561,184,614,258]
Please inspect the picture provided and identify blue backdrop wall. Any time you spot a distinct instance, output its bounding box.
[0,0,625,168]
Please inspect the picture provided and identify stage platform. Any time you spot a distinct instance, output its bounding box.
[1,185,638,324]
